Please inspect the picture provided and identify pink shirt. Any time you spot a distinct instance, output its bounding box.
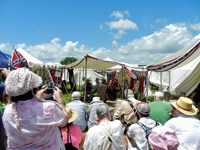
[3,98,65,150]
[61,124,83,149]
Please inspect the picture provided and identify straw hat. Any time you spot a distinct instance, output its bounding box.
[90,97,101,104]
[101,77,106,80]
[113,77,118,81]
[65,107,78,123]
[171,97,197,116]
[86,78,90,81]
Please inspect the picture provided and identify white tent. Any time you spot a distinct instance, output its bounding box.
[149,55,200,97]
[17,47,44,68]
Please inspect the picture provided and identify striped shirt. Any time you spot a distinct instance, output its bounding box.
[128,117,158,150]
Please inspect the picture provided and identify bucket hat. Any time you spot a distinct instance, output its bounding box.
[5,68,42,96]
[149,126,179,150]
[90,97,101,104]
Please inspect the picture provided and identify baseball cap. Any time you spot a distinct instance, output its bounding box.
[137,102,150,115]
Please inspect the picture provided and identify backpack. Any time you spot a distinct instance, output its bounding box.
[137,121,159,150]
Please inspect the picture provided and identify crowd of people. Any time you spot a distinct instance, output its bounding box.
[0,67,200,150]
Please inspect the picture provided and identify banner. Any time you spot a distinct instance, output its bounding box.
[11,49,29,68]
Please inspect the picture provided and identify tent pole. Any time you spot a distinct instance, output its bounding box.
[122,65,125,99]
[84,56,87,103]
[146,71,148,103]
[43,65,45,85]
[168,71,170,92]
[160,72,162,91]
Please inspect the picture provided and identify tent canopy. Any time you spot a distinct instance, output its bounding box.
[63,54,121,70]
[17,47,44,68]
[147,39,200,72]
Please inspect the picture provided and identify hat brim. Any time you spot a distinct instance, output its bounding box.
[90,99,101,104]
[171,102,197,116]
[68,109,78,123]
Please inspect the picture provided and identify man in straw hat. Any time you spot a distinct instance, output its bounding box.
[164,97,200,150]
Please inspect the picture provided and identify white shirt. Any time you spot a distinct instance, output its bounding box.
[83,119,126,150]
[164,114,200,150]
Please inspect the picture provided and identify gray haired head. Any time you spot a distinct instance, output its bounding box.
[96,104,109,120]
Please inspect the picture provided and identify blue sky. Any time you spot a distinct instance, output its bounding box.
[0,0,200,65]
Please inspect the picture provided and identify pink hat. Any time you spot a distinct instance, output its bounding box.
[149,126,179,150]
[5,68,42,96]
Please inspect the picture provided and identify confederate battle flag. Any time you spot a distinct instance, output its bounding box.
[11,49,29,68]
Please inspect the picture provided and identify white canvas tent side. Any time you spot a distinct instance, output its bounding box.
[148,39,200,98]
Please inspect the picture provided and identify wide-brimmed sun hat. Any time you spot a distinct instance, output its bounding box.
[171,97,197,116]
[113,77,118,81]
[149,126,179,150]
[90,97,101,104]
[65,107,78,123]
[5,68,42,96]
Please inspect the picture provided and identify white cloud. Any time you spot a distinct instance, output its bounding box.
[125,24,191,53]
[110,11,124,19]
[112,40,118,47]
[106,19,138,30]
[100,25,103,31]
[124,10,130,17]
[90,47,111,58]
[175,22,186,27]
[156,18,167,23]
[51,38,61,44]
[189,23,200,31]
[113,30,127,39]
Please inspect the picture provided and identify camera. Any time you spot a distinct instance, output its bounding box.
[47,88,54,94]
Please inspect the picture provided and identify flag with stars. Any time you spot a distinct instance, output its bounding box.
[11,49,29,68]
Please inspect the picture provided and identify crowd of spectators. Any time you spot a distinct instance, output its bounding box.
[0,67,200,150]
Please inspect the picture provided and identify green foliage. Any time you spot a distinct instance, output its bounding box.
[140,96,154,103]
[60,57,78,65]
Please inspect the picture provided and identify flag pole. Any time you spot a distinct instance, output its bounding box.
[46,66,55,88]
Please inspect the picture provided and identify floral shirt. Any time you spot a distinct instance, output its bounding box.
[3,98,65,150]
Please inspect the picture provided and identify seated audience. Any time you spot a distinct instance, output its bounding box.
[81,78,93,102]
[149,91,172,125]
[115,89,140,127]
[61,107,83,150]
[66,91,88,131]
[127,102,160,150]
[87,97,110,129]
[93,78,100,93]
[149,126,179,150]
[111,77,121,100]
[2,68,68,149]
[83,104,126,150]
[164,97,200,150]
[101,77,108,86]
